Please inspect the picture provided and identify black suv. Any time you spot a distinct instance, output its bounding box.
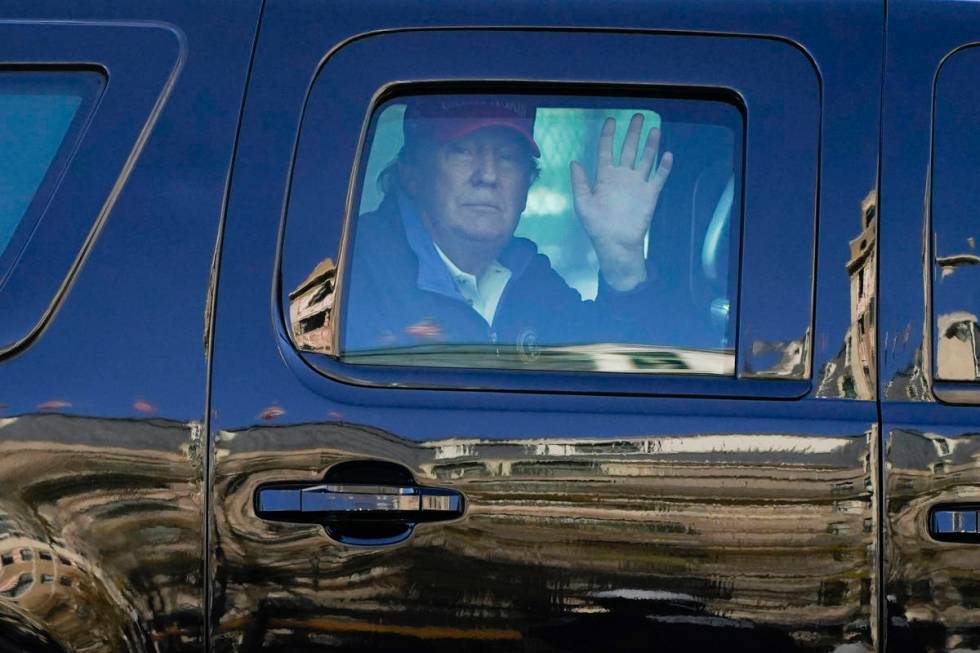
[1,2,979,652]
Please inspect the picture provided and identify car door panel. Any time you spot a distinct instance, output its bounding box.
[0,3,260,651]
[880,2,980,650]
[211,2,884,651]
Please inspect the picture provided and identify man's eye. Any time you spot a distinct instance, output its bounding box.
[498,149,523,168]
[448,143,472,156]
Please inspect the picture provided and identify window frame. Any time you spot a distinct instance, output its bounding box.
[0,22,183,357]
[278,28,821,399]
[929,44,980,405]
[0,69,105,285]
[339,87,744,368]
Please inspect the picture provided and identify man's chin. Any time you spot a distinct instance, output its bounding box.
[458,227,513,244]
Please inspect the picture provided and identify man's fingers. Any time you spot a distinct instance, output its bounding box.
[640,127,662,179]
[651,151,674,191]
[620,113,644,168]
[570,160,591,200]
[597,117,615,169]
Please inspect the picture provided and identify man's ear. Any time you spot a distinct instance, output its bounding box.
[519,163,534,212]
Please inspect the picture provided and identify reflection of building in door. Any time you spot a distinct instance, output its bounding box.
[936,311,980,380]
[0,413,204,650]
[935,237,980,380]
[289,257,335,354]
[215,421,875,647]
[819,190,876,398]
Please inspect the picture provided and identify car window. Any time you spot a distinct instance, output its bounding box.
[290,92,743,375]
[0,71,103,282]
[932,50,980,384]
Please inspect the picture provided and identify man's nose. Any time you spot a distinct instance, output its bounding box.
[471,150,500,185]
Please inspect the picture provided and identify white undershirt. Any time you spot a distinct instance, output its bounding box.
[433,243,512,325]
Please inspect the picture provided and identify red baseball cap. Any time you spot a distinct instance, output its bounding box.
[403,96,540,157]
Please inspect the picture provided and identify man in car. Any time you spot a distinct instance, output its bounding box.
[343,95,674,353]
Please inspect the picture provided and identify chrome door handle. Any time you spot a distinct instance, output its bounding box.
[255,480,464,545]
[257,483,463,517]
[929,504,980,542]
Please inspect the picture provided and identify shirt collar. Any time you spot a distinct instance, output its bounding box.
[433,241,510,289]
[433,241,478,287]
[397,189,534,296]
[398,190,460,299]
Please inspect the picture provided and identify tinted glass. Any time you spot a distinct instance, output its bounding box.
[291,92,743,375]
[932,51,980,382]
[0,72,102,279]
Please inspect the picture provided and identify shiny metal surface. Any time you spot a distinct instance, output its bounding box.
[213,421,876,650]
[884,426,980,650]
[256,478,466,546]
[0,414,203,652]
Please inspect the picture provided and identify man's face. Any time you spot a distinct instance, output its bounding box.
[403,127,534,255]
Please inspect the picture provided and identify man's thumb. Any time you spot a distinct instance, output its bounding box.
[570,160,590,198]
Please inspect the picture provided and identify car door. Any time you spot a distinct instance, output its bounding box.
[0,2,259,651]
[211,1,885,650]
[879,1,980,651]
